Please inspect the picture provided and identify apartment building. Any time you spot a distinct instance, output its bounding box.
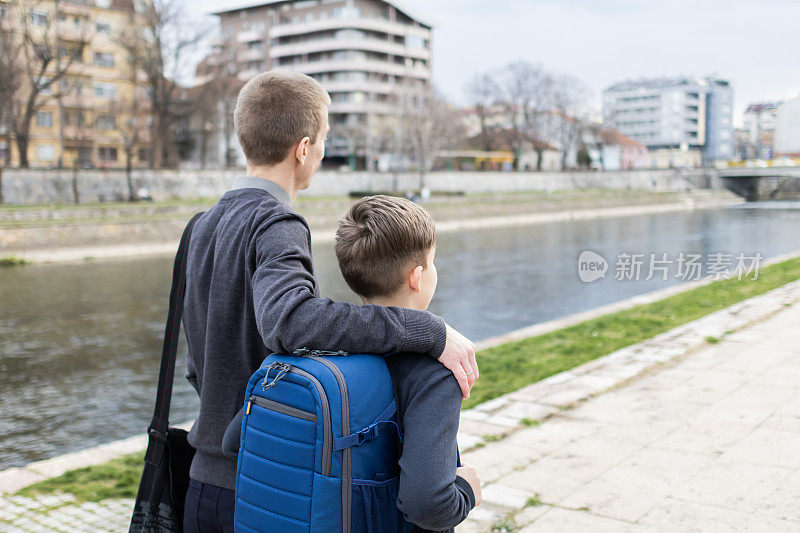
[741,102,780,159]
[0,0,151,169]
[603,76,734,165]
[210,0,432,167]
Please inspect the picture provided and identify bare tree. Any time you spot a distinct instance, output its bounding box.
[401,84,464,190]
[549,73,592,169]
[117,0,205,169]
[9,0,92,168]
[497,61,552,170]
[464,71,500,151]
[192,32,241,169]
[0,11,23,201]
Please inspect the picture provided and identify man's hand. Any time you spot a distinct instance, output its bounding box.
[456,463,482,506]
[439,323,478,399]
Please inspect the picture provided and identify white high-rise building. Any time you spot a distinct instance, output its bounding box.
[211,0,432,167]
[603,76,734,165]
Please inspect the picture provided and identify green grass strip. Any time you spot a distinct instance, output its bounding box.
[15,256,800,500]
[463,256,800,408]
[16,452,144,503]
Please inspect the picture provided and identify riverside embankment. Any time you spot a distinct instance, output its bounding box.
[0,189,740,263]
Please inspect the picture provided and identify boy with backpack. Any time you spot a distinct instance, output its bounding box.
[182,71,478,532]
[333,195,483,531]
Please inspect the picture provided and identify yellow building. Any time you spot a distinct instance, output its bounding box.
[0,0,151,169]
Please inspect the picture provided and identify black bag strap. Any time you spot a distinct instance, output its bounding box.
[145,211,205,466]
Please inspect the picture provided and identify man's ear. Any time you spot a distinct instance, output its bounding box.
[295,136,311,164]
[409,265,423,293]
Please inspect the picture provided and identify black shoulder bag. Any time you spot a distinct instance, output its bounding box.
[130,211,205,532]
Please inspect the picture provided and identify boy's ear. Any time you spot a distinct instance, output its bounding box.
[409,265,423,293]
[295,137,311,164]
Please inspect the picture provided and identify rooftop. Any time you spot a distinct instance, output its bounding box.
[745,102,781,113]
[211,0,432,28]
[605,76,731,93]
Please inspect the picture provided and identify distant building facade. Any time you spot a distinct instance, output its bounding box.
[602,76,734,166]
[589,129,649,171]
[210,0,432,167]
[741,102,780,159]
[775,97,800,156]
[0,0,152,169]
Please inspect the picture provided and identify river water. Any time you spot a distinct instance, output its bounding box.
[1,202,799,469]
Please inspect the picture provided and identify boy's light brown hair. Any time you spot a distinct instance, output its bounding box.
[335,195,436,298]
[233,71,331,165]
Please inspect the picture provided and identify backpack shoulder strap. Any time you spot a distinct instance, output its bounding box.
[146,211,205,464]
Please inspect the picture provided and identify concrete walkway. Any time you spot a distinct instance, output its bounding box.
[457,301,800,532]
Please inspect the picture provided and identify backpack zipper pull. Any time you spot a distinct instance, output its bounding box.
[262,362,291,391]
[246,397,253,415]
[293,347,349,357]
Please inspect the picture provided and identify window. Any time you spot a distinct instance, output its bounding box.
[406,36,426,49]
[31,11,48,26]
[39,77,51,95]
[96,0,112,8]
[59,47,83,63]
[98,147,118,161]
[63,110,86,126]
[96,22,111,34]
[94,52,115,67]
[138,148,151,163]
[247,40,263,51]
[36,112,53,127]
[95,115,117,130]
[94,82,116,99]
[37,144,56,161]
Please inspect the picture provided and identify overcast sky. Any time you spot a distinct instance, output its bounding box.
[198,0,800,127]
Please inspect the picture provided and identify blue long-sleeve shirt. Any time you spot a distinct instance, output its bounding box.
[386,352,476,532]
[182,176,447,490]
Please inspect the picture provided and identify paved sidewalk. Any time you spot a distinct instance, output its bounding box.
[457,302,800,532]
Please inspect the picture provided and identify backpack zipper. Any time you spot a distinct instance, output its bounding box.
[250,362,333,476]
[247,396,317,422]
[300,354,352,533]
[293,347,349,357]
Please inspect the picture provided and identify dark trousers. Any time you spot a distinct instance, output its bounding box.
[183,479,235,533]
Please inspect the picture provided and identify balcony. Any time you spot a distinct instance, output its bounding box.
[60,94,95,108]
[237,68,261,81]
[238,48,265,62]
[328,101,398,115]
[269,18,430,40]
[62,126,95,141]
[270,38,429,61]
[57,26,91,43]
[59,2,92,16]
[271,59,429,80]
[321,80,397,95]
[237,29,264,43]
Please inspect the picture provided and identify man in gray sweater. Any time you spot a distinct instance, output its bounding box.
[181,72,478,532]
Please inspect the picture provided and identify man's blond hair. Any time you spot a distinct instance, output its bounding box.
[233,71,331,165]
[335,195,436,298]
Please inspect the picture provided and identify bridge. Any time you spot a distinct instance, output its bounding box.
[716,167,800,201]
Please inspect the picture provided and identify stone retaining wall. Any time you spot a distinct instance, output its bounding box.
[0,168,717,205]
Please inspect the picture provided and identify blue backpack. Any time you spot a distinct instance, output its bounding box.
[233,349,416,533]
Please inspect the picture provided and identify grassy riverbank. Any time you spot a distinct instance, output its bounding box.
[12,255,800,501]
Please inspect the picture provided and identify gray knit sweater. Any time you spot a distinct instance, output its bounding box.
[182,176,448,490]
